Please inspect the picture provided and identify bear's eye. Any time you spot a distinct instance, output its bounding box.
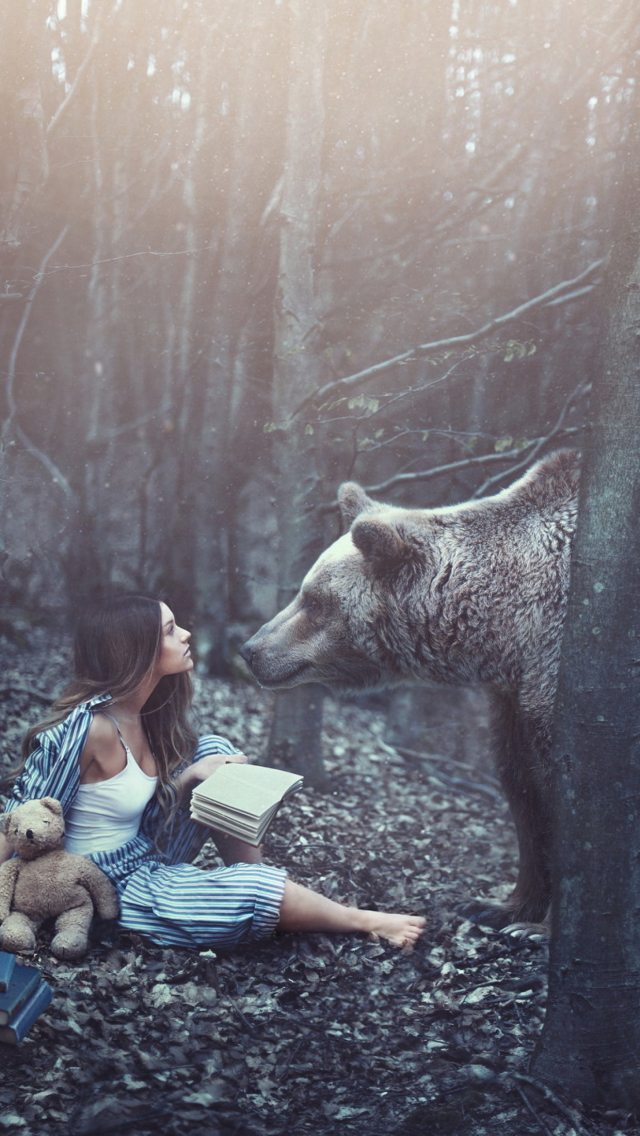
[302,595,323,617]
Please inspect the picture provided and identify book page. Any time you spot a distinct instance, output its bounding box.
[193,764,302,819]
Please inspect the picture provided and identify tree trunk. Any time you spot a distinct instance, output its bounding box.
[0,0,48,262]
[266,0,330,787]
[190,2,283,674]
[531,124,640,1109]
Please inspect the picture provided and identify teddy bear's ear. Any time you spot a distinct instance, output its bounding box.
[40,798,63,816]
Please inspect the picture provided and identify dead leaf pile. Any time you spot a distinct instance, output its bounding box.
[0,630,636,1136]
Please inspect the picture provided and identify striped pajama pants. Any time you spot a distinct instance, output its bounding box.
[93,841,287,949]
[89,736,288,949]
[117,860,287,949]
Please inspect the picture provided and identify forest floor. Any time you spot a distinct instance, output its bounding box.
[0,630,637,1136]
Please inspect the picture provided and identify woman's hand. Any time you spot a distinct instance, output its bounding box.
[174,752,248,797]
[192,751,248,783]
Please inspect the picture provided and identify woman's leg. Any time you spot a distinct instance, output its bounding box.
[208,838,426,947]
[277,879,426,948]
[210,830,263,865]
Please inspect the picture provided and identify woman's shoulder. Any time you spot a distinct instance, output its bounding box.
[9,695,114,808]
[36,694,114,747]
[83,710,120,749]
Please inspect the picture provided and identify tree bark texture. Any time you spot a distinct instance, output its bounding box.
[266,0,330,786]
[532,124,640,1108]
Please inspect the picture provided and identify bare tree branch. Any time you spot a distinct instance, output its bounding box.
[87,401,173,445]
[319,381,587,510]
[363,429,578,498]
[46,23,101,135]
[471,381,587,497]
[543,284,597,308]
[4,225,74,498]
[324,141,525,265]
[38,245,216,279]
[292,259,604,420]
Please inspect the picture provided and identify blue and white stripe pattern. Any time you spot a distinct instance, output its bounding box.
[5,695,286,947]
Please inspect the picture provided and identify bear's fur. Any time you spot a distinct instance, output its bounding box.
[0,797,120,959]
[242,449,581,927]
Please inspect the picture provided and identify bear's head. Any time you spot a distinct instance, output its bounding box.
[241,450,581,695]
[241,482,439,692]
[2,797,66,861]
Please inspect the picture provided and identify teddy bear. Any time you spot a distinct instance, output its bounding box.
[0,797,119,960]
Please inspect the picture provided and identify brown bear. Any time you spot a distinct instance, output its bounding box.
[241,449,581,929]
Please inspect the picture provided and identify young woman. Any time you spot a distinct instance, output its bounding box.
[1,595,425,951]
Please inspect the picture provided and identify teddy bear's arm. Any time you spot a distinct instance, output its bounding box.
[0,859,21,920]
[78,860,120,921]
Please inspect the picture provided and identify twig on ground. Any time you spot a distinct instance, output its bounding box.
[514,1084,556,1136]
[394,745,503,802]
[507,1072,591,1136]
[73,1109,178,1135]
[227,997,256,1035]
[393,744,500,786]
[276,1036,306,1079]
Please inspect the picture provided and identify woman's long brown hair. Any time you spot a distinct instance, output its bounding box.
[18,595,198,811]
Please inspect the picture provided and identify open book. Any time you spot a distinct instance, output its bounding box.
[190,764,303,846]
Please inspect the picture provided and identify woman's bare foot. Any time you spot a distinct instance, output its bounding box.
[361,911,426,949]
[277,880,426,947]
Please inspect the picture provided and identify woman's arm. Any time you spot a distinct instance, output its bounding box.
[10,716,87,817]
[173,751,248,799]
[78,715,129,784]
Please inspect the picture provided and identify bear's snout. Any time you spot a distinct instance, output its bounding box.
[26,829,35,841]
[241,618,310,687]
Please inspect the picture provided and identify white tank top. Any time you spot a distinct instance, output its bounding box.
[64,714,158,855]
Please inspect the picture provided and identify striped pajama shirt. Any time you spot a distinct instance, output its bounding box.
[4,694,286,948]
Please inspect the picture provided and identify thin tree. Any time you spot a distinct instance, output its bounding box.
[265,0,330,787]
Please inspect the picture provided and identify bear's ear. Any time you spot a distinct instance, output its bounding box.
[40,798,63,816]
[350,517,409,571]
[338,482,375,529]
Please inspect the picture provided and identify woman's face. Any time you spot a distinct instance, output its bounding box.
[154,602,194,677]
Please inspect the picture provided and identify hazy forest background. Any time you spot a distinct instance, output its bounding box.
[0,0,637,695]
